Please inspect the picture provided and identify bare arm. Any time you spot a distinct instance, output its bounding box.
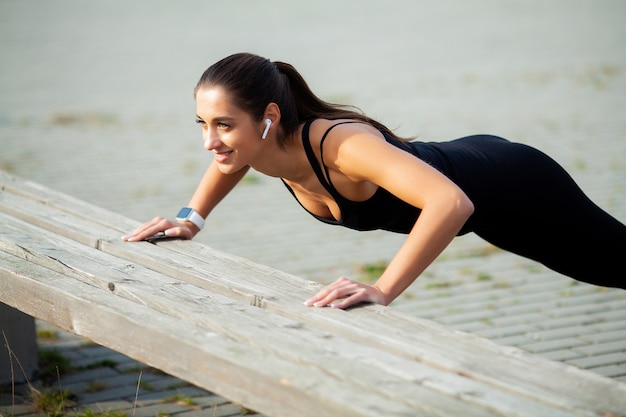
[122,161,249,241]
[189,161,250,219]
[305,127,474,308]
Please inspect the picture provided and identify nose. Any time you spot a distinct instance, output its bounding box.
[203,130,222,151]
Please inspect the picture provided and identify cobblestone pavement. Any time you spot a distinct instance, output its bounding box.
[1,0,625,414]
[1,322,262,417]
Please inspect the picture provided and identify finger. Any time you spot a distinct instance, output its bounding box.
[144,231,168,241]
[122,217,160,240]
[122,217,172,241]
[312,289,344,308]
[330,290,370,310]
[162,225,194,240]
[305,279,360,307]
[303,278,348,306]
[331,284,386,309]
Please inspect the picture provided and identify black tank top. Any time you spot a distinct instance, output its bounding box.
[281,120,424,234]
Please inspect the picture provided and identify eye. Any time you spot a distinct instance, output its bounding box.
[217,122,230,129]
[195,117,205,125]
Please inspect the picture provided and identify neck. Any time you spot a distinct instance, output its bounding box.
[249,126,307,181]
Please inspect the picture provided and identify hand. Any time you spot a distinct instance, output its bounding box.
[121,216,199,242]
[304,277,387,310]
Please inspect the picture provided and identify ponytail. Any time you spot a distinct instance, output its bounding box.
[195,53,408,148]
[273,61,408,142]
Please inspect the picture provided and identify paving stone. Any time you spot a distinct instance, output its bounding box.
[581,365,626,379]
[0,403,34,416]
[2,413,40,417]
[520,338,589,354]
[589,308,626,323]
[488,300,554,317]
[567,352,626,369]
[541,349,586,362]
[74,400,135,414]
[137,387,211,403]
[176,403,250,417]
[59,367,119,386]
[490,335,536,348]
[544,299,620,318]
[579,329,626,344]
[137,374,189,391]
[475,323,539,339]
[451,321,493,333]
[587,319,626,333]
[535,314,603,330]
[131,401,196,417]
[490,313,549,327]
[573,340,626,356]
[78,384,145,404]
[524,325,595,342]
[114,359,150,373]
[436,309,499,326]
[38,345,85,363]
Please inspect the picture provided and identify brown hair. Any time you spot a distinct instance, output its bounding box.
[194,53,407,147]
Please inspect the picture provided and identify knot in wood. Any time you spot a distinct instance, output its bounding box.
[108,282,115,292]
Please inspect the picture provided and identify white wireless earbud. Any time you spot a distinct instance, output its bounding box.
[261,118,272,140]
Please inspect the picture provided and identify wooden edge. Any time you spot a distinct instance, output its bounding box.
[1,216,588,417]
[0,251,429,417]
[112,239,626,414]
[0,170,139,233]
[2,170,626,415]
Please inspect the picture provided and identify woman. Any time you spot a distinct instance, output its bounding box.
[122,52,626,309]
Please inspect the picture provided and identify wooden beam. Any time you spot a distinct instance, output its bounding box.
[2,170,626,417]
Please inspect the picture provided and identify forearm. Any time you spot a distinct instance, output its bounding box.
[374,198,473,305]
[304,191,474,309]
[189,161,250,218]
[122,162,250,242]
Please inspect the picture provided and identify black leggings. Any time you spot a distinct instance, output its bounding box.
[452,136,626,289]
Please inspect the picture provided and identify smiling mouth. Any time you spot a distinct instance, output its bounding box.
[214,150,233,162]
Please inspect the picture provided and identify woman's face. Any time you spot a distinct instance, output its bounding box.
[195,86,264,174]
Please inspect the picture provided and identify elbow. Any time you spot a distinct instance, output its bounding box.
[452,189,474,222]
[461,193,475,219]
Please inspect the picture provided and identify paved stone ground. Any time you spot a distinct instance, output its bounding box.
[1,0,625,415]
[1,322,261,417]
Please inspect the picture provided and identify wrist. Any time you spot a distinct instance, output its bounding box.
[372,284,390,306]
[175,207,205,231]
[182,221,201,235]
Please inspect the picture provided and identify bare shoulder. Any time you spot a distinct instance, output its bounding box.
[308,119,402,176]
[309,118,382,141]
[308,119,387,161]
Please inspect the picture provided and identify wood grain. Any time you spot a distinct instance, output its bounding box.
[2,170,625,417]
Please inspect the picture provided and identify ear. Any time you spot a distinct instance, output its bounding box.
[263,102,281,126]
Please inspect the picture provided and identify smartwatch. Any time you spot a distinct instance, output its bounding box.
[175,207,205,230]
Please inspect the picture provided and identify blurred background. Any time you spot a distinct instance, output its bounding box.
[1,0,625,375]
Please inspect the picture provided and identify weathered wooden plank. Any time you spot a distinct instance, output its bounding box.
[0,252,430,417]
[1,215,585,417]
[0,179,130,248]
[3,171,625,410]
[103,238,626,414]
[0,170,138,234]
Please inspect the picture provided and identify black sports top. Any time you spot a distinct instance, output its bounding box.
[283,121,626,289]
[281,120,426,234]
[281,119,519,235]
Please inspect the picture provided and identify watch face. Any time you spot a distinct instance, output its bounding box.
[177,207,192,219]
